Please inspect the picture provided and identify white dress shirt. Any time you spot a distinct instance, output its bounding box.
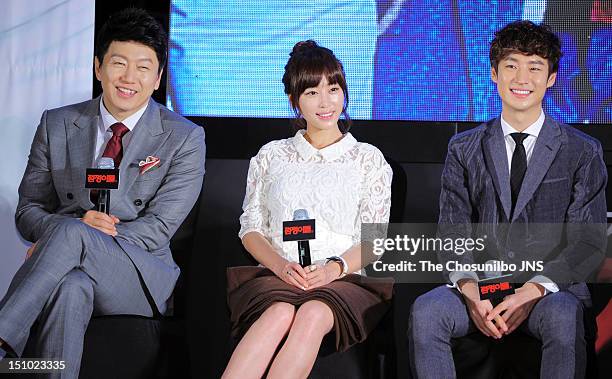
[93,99,148,165]
[238,130,392,269]
[500,110,544,173]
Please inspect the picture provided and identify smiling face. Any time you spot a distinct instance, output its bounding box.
[95,40,162,121]
[297,76,344,135]
[492,53,557,123]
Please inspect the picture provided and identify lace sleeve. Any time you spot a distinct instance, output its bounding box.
[353,147,393,244]
[238,153,269,239]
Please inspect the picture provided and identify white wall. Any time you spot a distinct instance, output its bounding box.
[0,0,94,296]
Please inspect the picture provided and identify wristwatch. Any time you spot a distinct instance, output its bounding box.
[326,256,348,278]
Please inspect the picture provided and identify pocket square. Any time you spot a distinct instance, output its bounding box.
[139,156,161,174]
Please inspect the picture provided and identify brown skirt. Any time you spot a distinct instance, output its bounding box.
[227,266,394,352]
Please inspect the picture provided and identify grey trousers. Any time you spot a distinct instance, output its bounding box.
[408,285,586,379]
[0,218,154,379]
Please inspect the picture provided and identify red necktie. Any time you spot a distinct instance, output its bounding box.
[102,122,129,168]
[91,122,129,205]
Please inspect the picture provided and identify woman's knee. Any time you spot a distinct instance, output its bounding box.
[263,302,296,330]
[295,301,334,332]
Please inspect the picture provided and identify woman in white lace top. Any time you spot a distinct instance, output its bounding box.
[223,41,393,379]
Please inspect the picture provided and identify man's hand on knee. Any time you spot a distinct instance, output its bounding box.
[81,210,119,236]
[459,279,505,339]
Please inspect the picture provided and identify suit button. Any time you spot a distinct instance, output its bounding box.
[507,251,515,259]
[134,199,143,206]
[67,193,74,200]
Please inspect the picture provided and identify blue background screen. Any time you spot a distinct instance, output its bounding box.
[167,0,612,123]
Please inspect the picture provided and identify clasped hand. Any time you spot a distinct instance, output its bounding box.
[460,280,543,339]
[81,210,120,236]
[274,260,342,290]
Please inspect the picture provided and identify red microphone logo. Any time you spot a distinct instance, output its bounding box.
[282,219,315,242]
[85,168,120,189]
[479,281,511,295]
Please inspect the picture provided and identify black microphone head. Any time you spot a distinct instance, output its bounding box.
[97,157,115,169]
[293,209,309,221]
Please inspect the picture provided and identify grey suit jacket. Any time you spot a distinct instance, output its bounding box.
[437,116,607,291]
[15,96,206,311]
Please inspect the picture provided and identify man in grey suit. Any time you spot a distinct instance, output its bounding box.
[0,8,205,378]
[409,21,607,378]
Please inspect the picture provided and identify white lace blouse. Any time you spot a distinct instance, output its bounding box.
[238,130,392,270]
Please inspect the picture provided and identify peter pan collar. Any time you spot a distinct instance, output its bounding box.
[292,129,357,161]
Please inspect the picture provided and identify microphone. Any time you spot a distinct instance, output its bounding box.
[293,209,312,267]
[96,158,113,214]
[478,260,515,307]
[281,209,316,267]
[85,157,119,215]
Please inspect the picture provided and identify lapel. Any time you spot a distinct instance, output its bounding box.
[511,116,562,221]
[482,118,512,220]
[68,97,100,210]
[114,98,171,200]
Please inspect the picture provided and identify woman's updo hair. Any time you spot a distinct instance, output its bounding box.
[282,40,351,132]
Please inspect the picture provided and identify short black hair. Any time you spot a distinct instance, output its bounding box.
[490,20,562,75]
[95,8,167,73]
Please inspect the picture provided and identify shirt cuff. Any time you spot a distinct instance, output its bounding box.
[447,271,479,293]
[527,275,559,296]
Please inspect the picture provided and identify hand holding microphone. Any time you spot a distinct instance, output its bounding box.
[478,264,515,308]
[476,261,545,336]
[279,209,317,289]
[83,157,120,236]
[81,211,119,236]
[281,209,350,288]
[466,261,515,337]
[486,282,543,335]
[459,279,505,339]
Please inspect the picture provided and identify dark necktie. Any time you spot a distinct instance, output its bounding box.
[510,133,528,215]
[90,123,129,205]
[102,122,129,168]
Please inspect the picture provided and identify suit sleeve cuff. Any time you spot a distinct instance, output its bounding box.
[447,271,479,293]
[527,275,559,296]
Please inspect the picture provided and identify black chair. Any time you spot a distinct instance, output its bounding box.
[309,336,369,379]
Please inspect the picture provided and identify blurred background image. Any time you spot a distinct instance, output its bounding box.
[168,0,612,124]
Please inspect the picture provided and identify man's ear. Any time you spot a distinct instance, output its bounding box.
[154,68,164,90]
[491,67,498,83]
[94,57,102,81]
[546,71,557,88]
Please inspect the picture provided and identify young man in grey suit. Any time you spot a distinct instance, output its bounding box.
[0,8,205,377]
[409,21,607,378]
